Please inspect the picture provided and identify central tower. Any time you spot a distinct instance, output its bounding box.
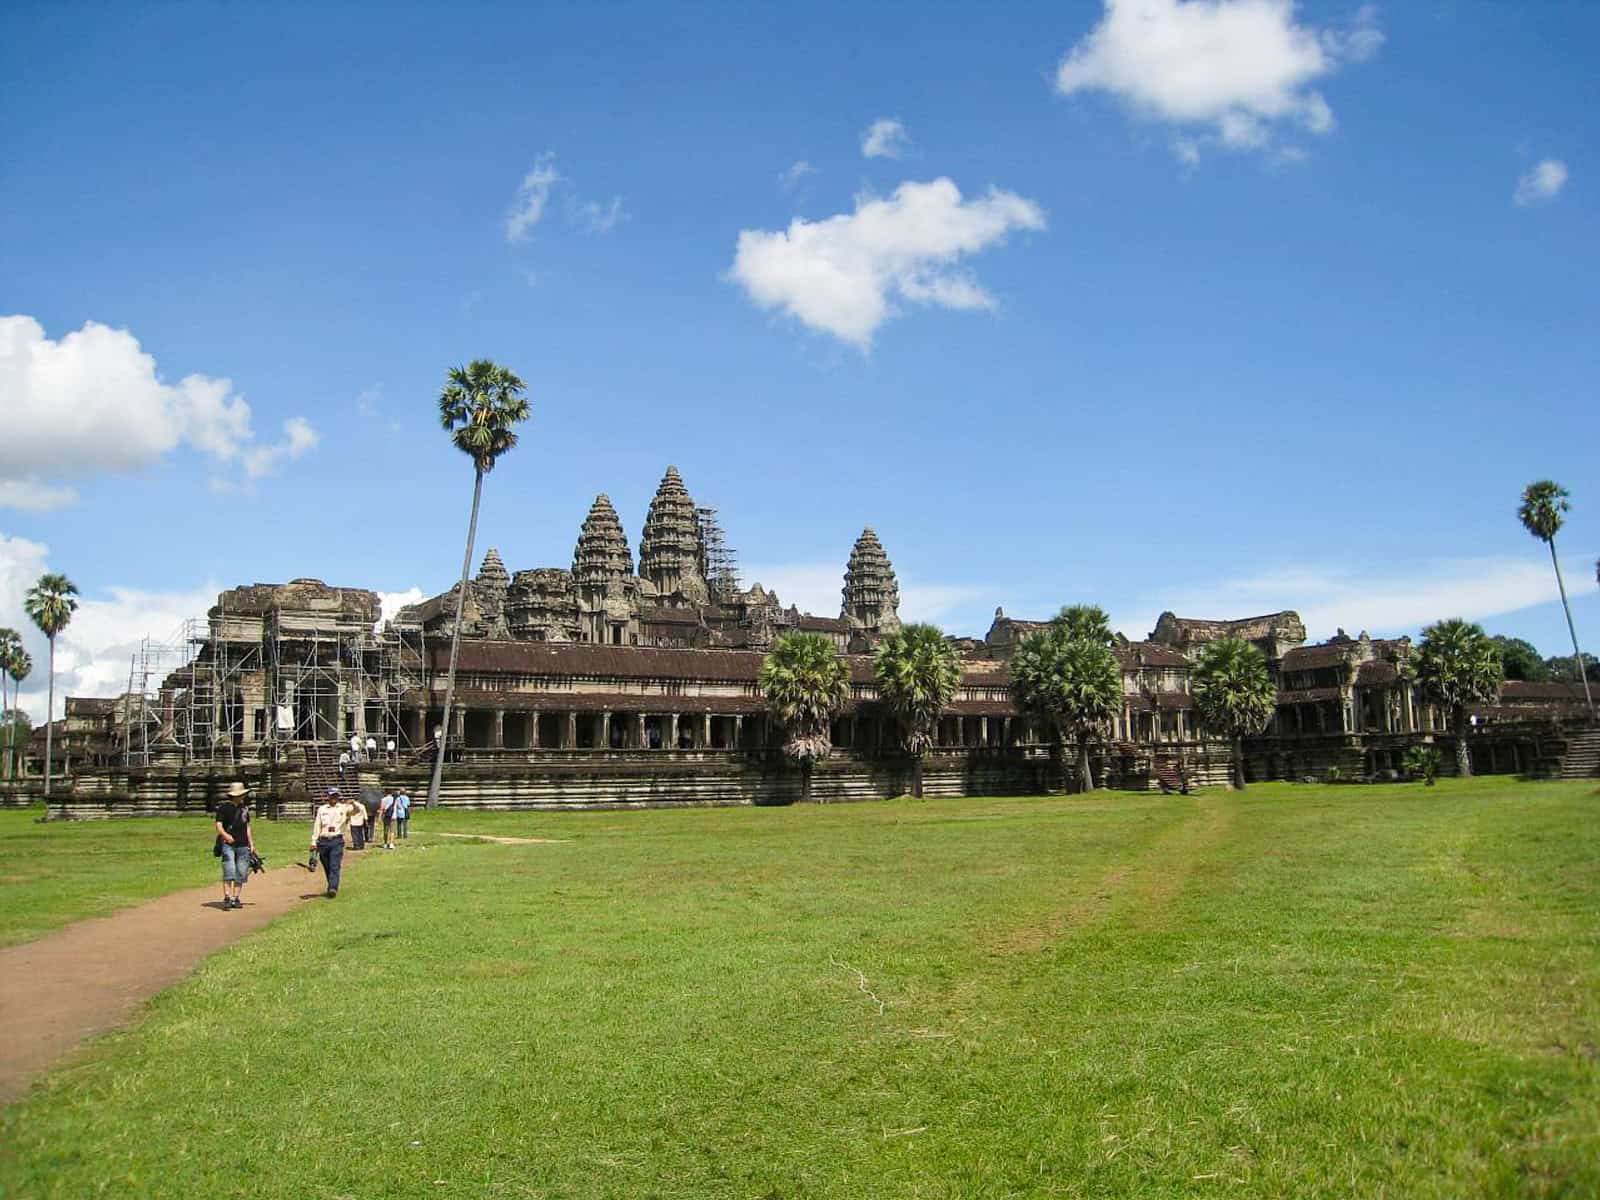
[638,465,709,606]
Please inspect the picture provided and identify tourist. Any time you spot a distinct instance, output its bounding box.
[365,734,377,762]
[378,787,396,848]
[214,781,255,911]
[338,747,351,778]
[349,731,363,764]
[311,787,349,897]
[385,738,396,763]
[393,785,412,839]
[349,792,369,850]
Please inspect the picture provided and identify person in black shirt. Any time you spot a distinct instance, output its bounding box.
[214,781,256,910]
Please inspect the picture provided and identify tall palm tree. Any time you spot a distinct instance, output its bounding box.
[24,573,78,803]
[1518,481,1594,716]
[6,648,31,782]
[1010,623,1121,793]
[760,632,850,803]
[0,629,20,781]
[1051,604,1115,646]
[1190,637,1276,790]
[427,360,531,810]
[874,622,962,798]
[1413,618,1502,779]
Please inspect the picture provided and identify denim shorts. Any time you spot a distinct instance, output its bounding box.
[221,841,251,884]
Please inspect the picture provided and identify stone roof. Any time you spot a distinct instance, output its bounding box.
[796,615,852,633]
[210,580,380,622]
[1500,681,1591,703]
[1151,610,1306,646]
[436,640,881,684]
[1355,661,1399,687]
[1277,687,1345,704]
[1114,642,1189,669]
[1280,644,1354,671]
[638,605,704,627]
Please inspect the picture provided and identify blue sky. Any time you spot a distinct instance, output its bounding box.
[2,1,1596,717]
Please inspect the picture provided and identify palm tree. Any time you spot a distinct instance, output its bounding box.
[1413,618,1502,779]
[1010,623,1121,792]
[1051,604,1115,646]
[1190,637,1276,790]
[1518,481,1594,716]
[874,623,962,798]
[759,632,850,803]
[427,360,531,811]
[7,647,31,781]
[24,573,79,803]
[0,629,19,781]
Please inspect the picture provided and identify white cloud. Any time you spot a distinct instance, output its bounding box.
[1116,554,1595,645]
[567,194,627,234]
[1514,159,1569,207]
[0,479,79,512]
[378,587,425,625]
[240,417,320,480]
[861,118,912,160]
[506,153,563,241]
[728,177,1046,347]
[0,315,318,509]
[779,160,819,189]
[1054,0,1382,161]
[507,153,626,241]
[356,383,383,418]
[0,532,217,723]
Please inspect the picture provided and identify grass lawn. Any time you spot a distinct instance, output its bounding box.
[2,777,1597,1198]
[0,806,325,947]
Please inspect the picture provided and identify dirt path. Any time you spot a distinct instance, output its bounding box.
[0,857,343,1105]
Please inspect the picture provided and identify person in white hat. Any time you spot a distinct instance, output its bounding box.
[214,781,255,910]
[310,787,351,898]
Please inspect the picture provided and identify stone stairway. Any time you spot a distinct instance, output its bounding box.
[1560,729,1600,779]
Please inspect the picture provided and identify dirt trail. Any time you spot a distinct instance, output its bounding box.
[0,857,342,1105]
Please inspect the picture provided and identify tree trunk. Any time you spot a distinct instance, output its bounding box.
[427,467,484,811]
[44,635,57,805]
[1453,708,1473,778]
[1,672,8,782]
[1077,733,1094,793]
[801,759,812,804]
[1550,538,1596,716]
[912,754,923,799]
[1233,734,1246,790]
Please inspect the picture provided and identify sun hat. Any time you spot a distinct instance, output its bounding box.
[327,787,341,796]
[226,781,247,798]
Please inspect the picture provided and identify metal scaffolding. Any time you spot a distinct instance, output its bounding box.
[697,506,742,602]
[120,627,191,767]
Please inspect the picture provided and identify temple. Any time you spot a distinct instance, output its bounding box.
[11,465,1598,815]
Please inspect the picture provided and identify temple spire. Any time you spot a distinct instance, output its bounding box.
[841,526,901,637]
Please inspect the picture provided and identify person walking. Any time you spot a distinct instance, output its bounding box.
[393,785,412,839]
[350,731,363,764]
[349,792,369,851]
[378,787,396,849]
[311,787,350,898]
[214,781,256,911]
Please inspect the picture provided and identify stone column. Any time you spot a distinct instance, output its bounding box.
[734,715,744,750]
[565,712,577,749]
[979,717,989,747]
[600,712,611,748]
[530,710,541,749]
[701,713,711,748]
[492,710,505,749]
[450,707,465,743]
[668,713,679,749]
[634,713,646,749]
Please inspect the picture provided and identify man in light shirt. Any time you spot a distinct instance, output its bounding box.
[310,787,351,898]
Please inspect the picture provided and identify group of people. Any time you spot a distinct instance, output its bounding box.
[214,781,415,907]
[309,785,413,897]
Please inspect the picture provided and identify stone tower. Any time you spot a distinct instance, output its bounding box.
[841,527,901,638]
[473,547,511,637]
[638,466,709,606]
[572,494,639,644]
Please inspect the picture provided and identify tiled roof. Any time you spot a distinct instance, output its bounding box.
[796,615,852,633]
[1280,644,1353,670]
[1500,681,1591,703]
[1277,687,1344,704]
[433,640,881,684]
[1355,661,1398,687]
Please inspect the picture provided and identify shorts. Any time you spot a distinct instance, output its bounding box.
[221,841,252,884]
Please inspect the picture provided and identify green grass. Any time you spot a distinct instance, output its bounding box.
[0,807,321,947]
[2,778,1598,1198]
